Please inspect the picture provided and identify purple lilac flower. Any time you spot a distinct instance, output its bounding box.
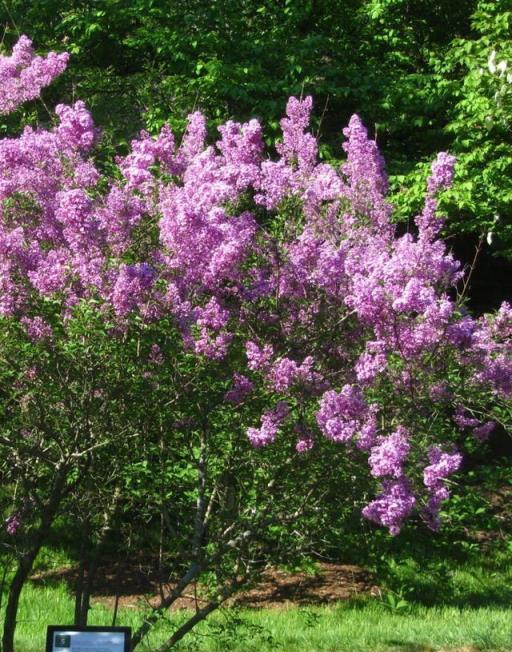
[453,406,481,430]
[294,423,314,453]
[368,427,410,478]
[316,385,368,443]
[110,263,156,316]
[247,401,289,448]
[246,341,273,371]
[268,355,324,393]
[225,373,253,404]
[21,316,52,341]
[423,447,462,489]
[355,340,387,385]
[0,35,69,115]
[296,435,314,453]
[472,421,495,441]
[421,446,462,530]
[362,478,416,536]
[5,512,21,535]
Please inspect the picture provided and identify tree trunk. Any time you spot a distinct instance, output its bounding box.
[0,559,10,615]
[74,489,121,627]
[2,548,40,652]
[74,524,95,627]
[74,526,89,626]
[154,600,220,652]
[2,468,67,652]
[77,555,96,626]
[152,577,244,652]
[130,562,202,650]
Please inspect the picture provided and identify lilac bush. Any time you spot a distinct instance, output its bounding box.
[0,34,511,652]
[1,36,511,545]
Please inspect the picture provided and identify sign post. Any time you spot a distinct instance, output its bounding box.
[46,626,131,652]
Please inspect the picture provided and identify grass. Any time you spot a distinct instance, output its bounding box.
[10,581,512,652]
[371,549,512,609]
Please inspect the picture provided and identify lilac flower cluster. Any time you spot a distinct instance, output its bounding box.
[246,342,274,371]
[369,427,410,479]
[111,263,156,317]
[246,401,289,448]
[316,385,377,446]
[362,479,416,536]
[362,427,416,534]
[355,340,387,385]
[422,446,462,530]
[4,512,21,536]
[453,406,496,441]
[268,356,325,393]
[0,36,68,114]
[225,373,254,404]
[295,424,315,453]
[21,316,53,342]
[189,298,232,360]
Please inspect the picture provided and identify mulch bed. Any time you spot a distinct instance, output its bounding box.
[30,561,377,611]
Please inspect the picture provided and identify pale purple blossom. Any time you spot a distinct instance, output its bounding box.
[368,427,410,478]
[296,435,314,453]
[316,385,368,443]
[362,478,416,535]
[268,355,324,393]
[247,401,289,448]
[21,316,52,341]
[0,35,68,115]
[246,341,274,371]
[421,445,462,530]
[423,447,462,489]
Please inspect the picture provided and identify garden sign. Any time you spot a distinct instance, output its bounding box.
[46,626,131,652]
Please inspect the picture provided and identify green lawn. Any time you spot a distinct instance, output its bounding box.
[12,582,512,652]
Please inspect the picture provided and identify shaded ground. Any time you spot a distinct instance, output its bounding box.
[233,564,375,608]
[30,561,376,611]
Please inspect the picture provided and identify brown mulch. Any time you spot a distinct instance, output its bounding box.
[233,563,375,608]
[30,561,376,611]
